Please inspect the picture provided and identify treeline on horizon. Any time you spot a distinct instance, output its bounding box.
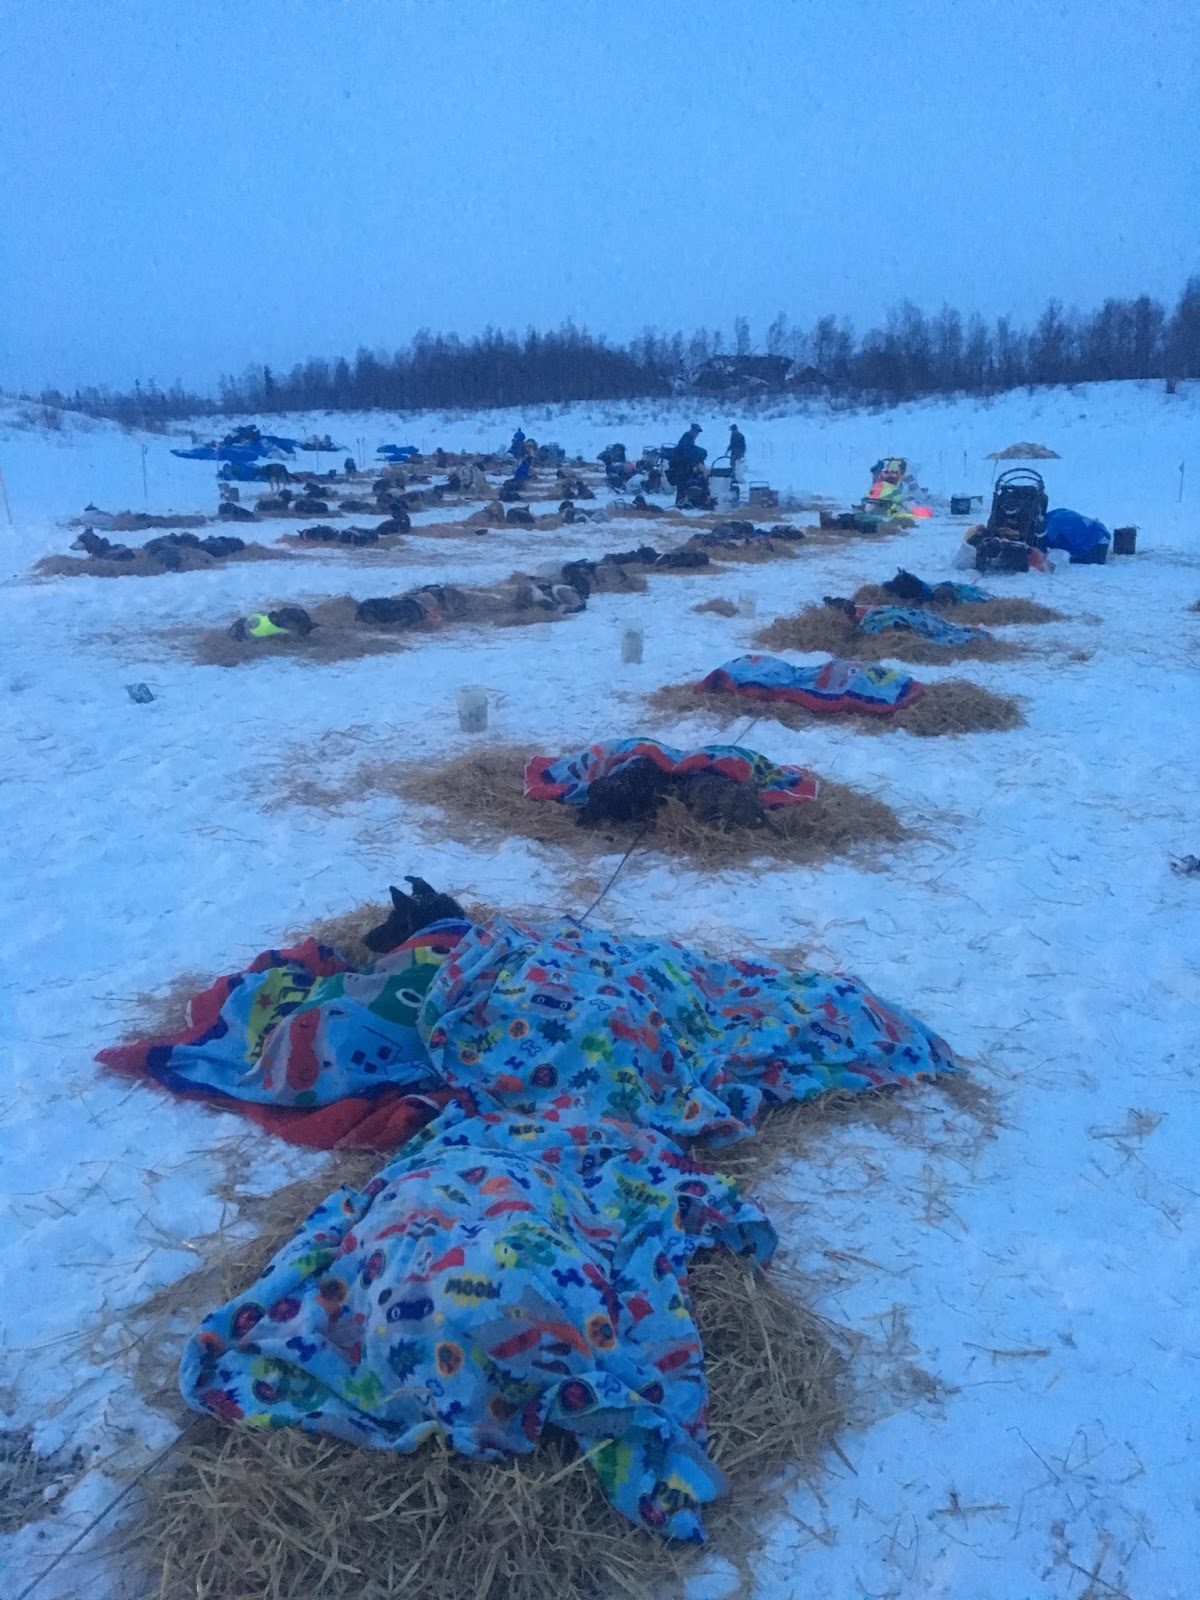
[35,278,1200,427]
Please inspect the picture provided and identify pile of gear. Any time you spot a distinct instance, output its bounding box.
[954,469,1115,572]
[959,468,1052,572]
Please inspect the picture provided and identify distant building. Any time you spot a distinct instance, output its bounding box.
[690,355,795,394]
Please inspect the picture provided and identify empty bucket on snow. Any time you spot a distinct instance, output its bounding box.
[1113,525,1138,555]
[950,496,973,515]
[621,622,644,664]
[736,591,757,618]
[456,685,489,733]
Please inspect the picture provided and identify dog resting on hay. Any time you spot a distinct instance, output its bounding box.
[755,601,1023,664]
[109,895,957,1594]
[852,569,1064,625]
[35,529,290,579]
[180,569,601,668]
[323,744,905,867]
[524,738,821,836]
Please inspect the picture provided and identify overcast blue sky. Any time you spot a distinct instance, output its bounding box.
[2,0,1197,392]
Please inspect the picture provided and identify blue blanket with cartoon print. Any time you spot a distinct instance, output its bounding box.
[182,916,957,1542]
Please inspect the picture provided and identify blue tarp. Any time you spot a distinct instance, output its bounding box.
[171,443,269,464]
[377,444,420,461]
[1044,508,1110,557]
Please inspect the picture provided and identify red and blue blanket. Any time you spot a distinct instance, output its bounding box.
[696,653,923,716]
[97,925,467,1150]
[524,737,819,808]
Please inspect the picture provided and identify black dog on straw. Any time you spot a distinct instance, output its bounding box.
[363,877,465,954]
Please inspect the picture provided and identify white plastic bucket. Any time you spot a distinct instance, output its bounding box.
[621,623,644,664]
[736,590,757,617]
[456,684,489,733]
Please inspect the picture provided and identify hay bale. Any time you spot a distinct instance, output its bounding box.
[755,605,1022,664]
[363,747,904,868]
[692,598,739,617]
[647,678,1023,738]
[851,584,1063,626]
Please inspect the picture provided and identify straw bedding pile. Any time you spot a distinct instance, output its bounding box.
[687,538,803,564]
[851,583,1063,625]
[177,596,415,667]
[173,577,603,667]
[692,597,739,616]
[362,746,905,867]
[33,543,291,580]
[646,678,1025,737]
[755,605,1023,664]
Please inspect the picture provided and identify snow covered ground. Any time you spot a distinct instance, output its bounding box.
[1,380,1197,1599]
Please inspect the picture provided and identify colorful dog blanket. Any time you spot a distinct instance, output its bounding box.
[97,924,469,1150]
[183,916,957,1540]
[696,654,923,716]
[524,738,819,809]
[856,605,984,645]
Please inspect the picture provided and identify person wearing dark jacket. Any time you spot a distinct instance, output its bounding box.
[669,423,706,507]
[728,424,747,474]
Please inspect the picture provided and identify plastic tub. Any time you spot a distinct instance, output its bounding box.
[456,685,489,732]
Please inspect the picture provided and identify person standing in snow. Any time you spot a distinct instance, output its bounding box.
[728,423,747,485]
